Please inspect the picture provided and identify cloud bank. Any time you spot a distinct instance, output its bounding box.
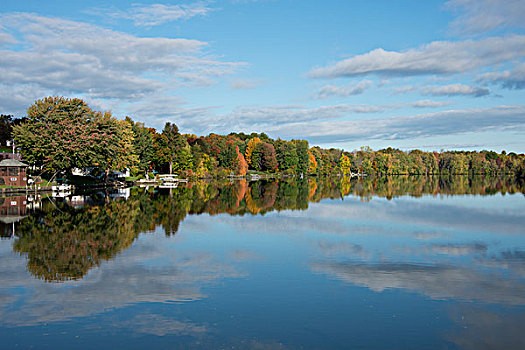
[0,13,241,115]
[309,36,525,79]
[446,0,525,34]
[422,84,489,97]
[102,3,212,27]
[316,80,373,99]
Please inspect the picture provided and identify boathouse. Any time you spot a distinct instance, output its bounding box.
[0,159,28,187]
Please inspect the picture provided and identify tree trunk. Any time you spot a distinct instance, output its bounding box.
[169,161,173,175]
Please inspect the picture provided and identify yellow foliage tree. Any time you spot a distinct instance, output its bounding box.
[245,137,262,169]
[339,154,351,175]
[308,150,318,174]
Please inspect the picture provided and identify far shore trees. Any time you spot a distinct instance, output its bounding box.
[8,96,525,181]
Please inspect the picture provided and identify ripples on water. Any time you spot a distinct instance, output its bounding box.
[0,176,524,349]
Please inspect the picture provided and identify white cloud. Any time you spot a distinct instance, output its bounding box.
[312,261,525,305]
[316,80,372,99]
[0,231,243,326]
[125,96,216,132]
[411,100,451,108]
[205,104,386,135]
[428,243,487,256]
[0,13,241,116]
[96,3,212,27]
[0,30,16,45]
[422,84,489,97]
[270,105,525,144]
[115,314,207,336]
[0,84,50,115]
[308,35,525,79]
[170,102,525,145]
[446,0,525,34]
[478,64,525,90]
[393,85,417,94]
[230,79,262,90]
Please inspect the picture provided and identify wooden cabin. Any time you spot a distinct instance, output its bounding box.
[0,159,28,187]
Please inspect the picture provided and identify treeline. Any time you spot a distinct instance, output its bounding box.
[7,96,525,179]
[334,146,525,177]
[7,97,310,178]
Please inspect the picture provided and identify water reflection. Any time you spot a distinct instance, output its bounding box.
[3,175,524,282]
[446,306,525,350]
[14,197,139,281]
[0,237,241,326]
[0,175,523,349]
[308,193,525,305]
[311,261,525,305]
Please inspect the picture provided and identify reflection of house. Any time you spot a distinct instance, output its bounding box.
[0,159,28,187]
[66,195,89,209]
[109,188,131,200]
[0,195,27,238]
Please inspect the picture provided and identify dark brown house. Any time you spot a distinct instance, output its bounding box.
[0,159,28,187]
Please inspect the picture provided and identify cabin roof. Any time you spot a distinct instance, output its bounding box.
[0,159,28,167]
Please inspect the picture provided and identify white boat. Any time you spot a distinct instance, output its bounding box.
[51,184,72,198]
[158,174,188,185]
[249,174,261,181]
[159,182,179,189]
[158,174,179,182]
[52,184,72,192]
[136,178,160,185]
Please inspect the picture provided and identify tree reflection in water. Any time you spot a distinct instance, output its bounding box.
[9,175,525,282]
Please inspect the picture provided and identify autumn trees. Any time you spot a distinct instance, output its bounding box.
[10,96,525,181]
[331,148,524,176]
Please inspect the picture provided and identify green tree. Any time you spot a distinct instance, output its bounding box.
[129,118,155,176]
[13,97,97,174]
[90,112,139,180]
[0,114,13,147]
[373,152,391,175]
[275,139,299,173]
[293,140,309,175]
[154,122,187,174]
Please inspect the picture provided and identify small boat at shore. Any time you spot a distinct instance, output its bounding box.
[135,174,188,188]
[159,182,179,188]
[52,184,72,197]
[135,178,160,186]
[52,184,72,192]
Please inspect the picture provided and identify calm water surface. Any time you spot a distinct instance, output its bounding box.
[0,177,524,349]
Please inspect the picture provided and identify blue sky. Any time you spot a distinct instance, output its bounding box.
[1,0,524,152]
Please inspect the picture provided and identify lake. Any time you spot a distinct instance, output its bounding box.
[1,176,524,349]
